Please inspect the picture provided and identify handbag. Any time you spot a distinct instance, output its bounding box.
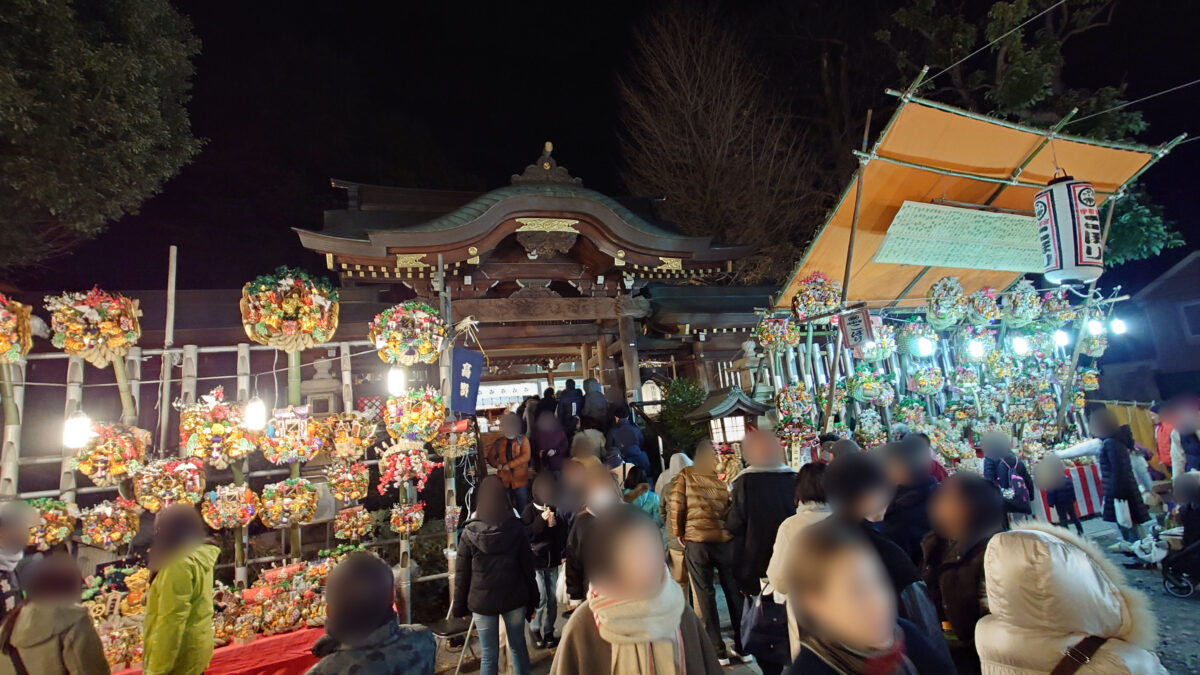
[739,587,789,664]
[1114,499,1133,529]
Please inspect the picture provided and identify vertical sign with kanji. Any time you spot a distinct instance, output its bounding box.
[450,348,485,414]
[839,307,875,349]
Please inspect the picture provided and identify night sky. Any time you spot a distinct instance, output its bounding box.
[20,0,1200,296]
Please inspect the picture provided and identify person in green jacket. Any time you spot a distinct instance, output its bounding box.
[142,504,220,675]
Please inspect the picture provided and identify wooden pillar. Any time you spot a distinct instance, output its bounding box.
[581,343,592,380]
[598,335,620,396]
[692,338,711,392]
[618,315,641,401]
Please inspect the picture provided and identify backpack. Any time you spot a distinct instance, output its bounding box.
[1001,458,1030,506]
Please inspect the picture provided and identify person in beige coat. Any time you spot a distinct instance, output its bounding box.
[0,551,109,675]
[975,521,1167,674]
[766,462,830,658]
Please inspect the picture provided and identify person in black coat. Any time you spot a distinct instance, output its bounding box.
[921,472,1006,675]
[981,431,1033,517]
[881,441,937,567]
[1090,408,1151,541]
[535,387,558,418]
[564,466,620,603]
[556,379,585,436]
[452,476,537,675]
[520,473,568,647]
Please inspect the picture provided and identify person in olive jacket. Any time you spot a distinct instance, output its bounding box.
[453,476,538,675]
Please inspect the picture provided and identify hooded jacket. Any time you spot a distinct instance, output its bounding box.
[580,378,609,424]
[725,466,797,594]
[976,522,1167,674]
[452,517,537,617]
[520,503,568,569]
[657,454,693,552]
[556,385,585,432]
[0,602,109,675]
[1098,426,1150,525]
[143,543,220,675]
[882,476,937,567]
[920,528,999,674]
[668,467,731,545]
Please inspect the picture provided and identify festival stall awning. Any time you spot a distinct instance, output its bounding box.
[774,91,1182,311]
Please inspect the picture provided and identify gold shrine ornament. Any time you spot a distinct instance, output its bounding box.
[515,218,579,233]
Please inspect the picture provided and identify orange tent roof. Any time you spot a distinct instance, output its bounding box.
[775,93,1180,310]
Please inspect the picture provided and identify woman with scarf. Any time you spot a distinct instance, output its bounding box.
[920,473,1006,675]
[142,504,220,675]
[550,505,723,675]
[785,521,954,675]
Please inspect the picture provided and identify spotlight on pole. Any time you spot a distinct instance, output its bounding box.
[244,396,268,431]
[1053,330,1070,347]
[916,337,935,357]
[387,366,406,397]
[967,339,985,359]
[62,410,93,449]
[1011,336,1030,356]
[1087,319,1104,336]
[1110,318,1127,335]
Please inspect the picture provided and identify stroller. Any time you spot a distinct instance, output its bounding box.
[1162,537,1200,598]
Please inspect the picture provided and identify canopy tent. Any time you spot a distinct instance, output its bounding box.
[774,88,1184,311]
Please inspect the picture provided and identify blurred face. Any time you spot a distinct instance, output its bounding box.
[586,471,619,511]
[854,486,894,522]
[693,443,716,472]
[884,456,910,487]
[929,480,971,540]
[743,431,780,467]
[798,549,896,651]
[594,524,666,600]
[981,433,1010,459]
[501,414,520,438]
[0,523,27,552]
[536,413,556,432]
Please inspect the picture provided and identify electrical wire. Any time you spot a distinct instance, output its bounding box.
[1065,78,1200,126]
[926,0,1070,84]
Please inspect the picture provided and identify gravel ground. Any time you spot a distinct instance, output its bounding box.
[1112,552,1199,673]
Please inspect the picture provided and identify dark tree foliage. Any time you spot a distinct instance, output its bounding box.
[0,0,201,273]
[658,378,709,455]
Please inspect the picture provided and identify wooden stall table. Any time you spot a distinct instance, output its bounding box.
[1033,464,1104,524]
[113,626,323,675]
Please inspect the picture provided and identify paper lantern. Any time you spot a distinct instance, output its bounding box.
[1034,177,1104,285]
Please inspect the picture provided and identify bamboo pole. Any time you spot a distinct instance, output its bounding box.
[0,363,22,497]
[112,360,137,426]
[286,350,302,557]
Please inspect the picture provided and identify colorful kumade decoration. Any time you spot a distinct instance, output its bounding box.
[0,293,33,363]
[368,301,449,365]
[791,272,842,322]
[432,418,477,459]
[80,498,140,551]
[377,445,442,495]
[853,324,896,362]
[263,406,328,464]
[179,387,258,469]
[815,381,847,413]
[895,397,927,426]
[966,287,1002,326]
[390,502,425,535]
[897,320,938,358]
[75,422,149,487]
[201,485,261,530]
[753,317,802,352]
[854,409,887,448]
[954,366,980,392]
[323,412,377,462]
[27,498,77,551]
[1079,367,1100,391]
[926,277,966,329]
[240,266,339,352]
[776,384,814,419]
[260,478,319,529]
[44,287,141,368]
[383,387,446,449]
[911,364,944,395]
[133,459,205,512]
[959,327,996,362]
[324,462,369,502]
[1082,335,1108,358]
[1003,280,1042,327]
[334,506,373,540]
[848,366,889,405]
[985,351,1017,381]
[1041,289,1077,326]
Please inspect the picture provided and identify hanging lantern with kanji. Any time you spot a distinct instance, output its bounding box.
[1034,176,1104,285]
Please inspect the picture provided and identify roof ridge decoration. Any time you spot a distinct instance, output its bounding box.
[511,141,582,186]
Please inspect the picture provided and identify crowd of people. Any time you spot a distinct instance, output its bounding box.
[0,383,1194,674]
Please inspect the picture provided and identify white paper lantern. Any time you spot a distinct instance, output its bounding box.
[1034,177,1104,285]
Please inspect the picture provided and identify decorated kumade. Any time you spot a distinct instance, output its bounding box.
[201,485,261,530]
[954,366,980,392]
[377,445,442,495]
[815,381,847,413]
[926,277,966,329]
[790,272,842,322]
[324,462,369,502]
[753,317,802,352]
[432,418,477,459]
[178,387,258,469]
[1053,362,1074,384]
[133,459,205,512]
[1002,280,1042,327]
[1082,335,1108,358]
[27,498,77,551]
[260,478,319,529]
[368,301,449,365]
[240,266,339,352]
[848,366,890,404]
[323,412,377,462]
[897,320,938,358]
[854,409,887,448]
[895,397,926,426]
[852,324,896,362]
[966,287,1002,326]
[985,351,1016,381]
[44,287,141,368]
[263,406,328,464]
[1041,290,1077,326]
[383,387,446,449]
[0,293,33,362]
[959,327,996,362]
[389,502,425,535]
[1079,368,1101,391]
[911,364,944,395]
[80,498,140,551]
[75,422,149,487]
[334,506,373,540]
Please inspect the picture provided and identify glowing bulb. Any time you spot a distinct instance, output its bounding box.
[387,366,406,396]
[863,341,876,350]
[1110,318,1127,335]
[1087,319,1104,336]
[244,397,267,431]
[1053,330,1070,347]
[967,340,984,359]
[916,337,935,357]
[62,410,93,449]
[1011,336,1030,356]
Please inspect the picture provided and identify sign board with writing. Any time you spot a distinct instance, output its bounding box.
[450,349,485,414]
[840,307,875,349]
[872,201,1041,272]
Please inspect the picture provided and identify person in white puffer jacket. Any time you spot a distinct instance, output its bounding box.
[975,522,1167,674]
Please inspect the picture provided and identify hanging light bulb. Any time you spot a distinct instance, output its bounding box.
[387,366,406,397]
[1110,318,1127,335]
[1011,336,1030,356]
[62,410,93,449]
[916,337,935,357]
[1087,319,1104,336]
[1053,330,1070,347]
[244,396,267,431]
[967,340,985,359]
